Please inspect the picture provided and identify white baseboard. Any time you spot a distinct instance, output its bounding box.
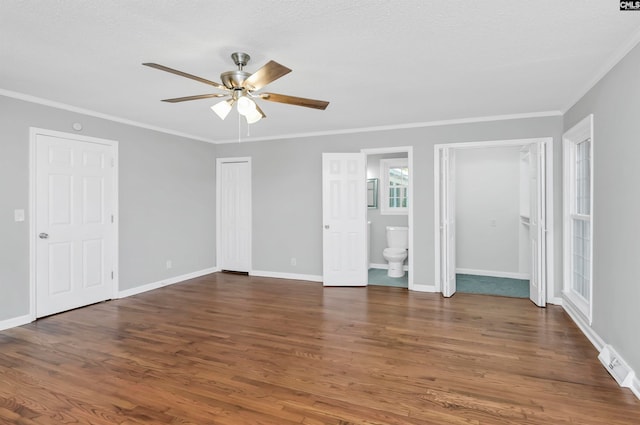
[562,296,605,350]
[250,270,322,282]
[0,268,220,332]
[632,376,640,400]
[0,313,34,331]
[456,268,530,280]
[562,296,639,401]
[410,283,437,292]
[548,296,564,306]
[116,267,218,298]
[369,263,409,271]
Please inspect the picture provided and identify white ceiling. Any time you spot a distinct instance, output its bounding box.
[2,1,640,143]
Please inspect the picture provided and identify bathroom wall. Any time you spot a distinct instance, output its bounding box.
[366,153,409,266]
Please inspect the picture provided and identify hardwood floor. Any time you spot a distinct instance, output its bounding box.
[1,273,639,424]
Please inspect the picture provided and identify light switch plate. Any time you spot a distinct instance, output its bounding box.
[14,209,25,222]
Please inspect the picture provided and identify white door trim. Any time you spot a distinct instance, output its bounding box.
[361,146,414,290]
[433,137,555,302]
[29,127,119,320]
[216,157,252,273]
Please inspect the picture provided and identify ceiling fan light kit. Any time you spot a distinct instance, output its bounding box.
[143,52,329,125]
[236,95,256,115]
[211,99,234,120]
[245,107,264,124]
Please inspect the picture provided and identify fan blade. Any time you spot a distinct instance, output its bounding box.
[161,93,228,103]
[143,63,228,90]
[243,61,292,91]
[260,93,329,110]
[255,103,266,118]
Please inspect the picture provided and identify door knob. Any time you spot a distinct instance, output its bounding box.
[39,233,49,239]
[324,225,330,229]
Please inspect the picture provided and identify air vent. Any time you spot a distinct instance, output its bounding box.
[598,345,635,387]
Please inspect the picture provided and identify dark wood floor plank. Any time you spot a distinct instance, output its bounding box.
[1,272,639,424]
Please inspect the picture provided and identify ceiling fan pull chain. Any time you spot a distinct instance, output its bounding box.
[237,110,242,143]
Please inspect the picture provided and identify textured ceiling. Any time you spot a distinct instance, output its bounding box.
[1,1,640,143]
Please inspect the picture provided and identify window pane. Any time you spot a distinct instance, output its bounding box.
[384,163,409,212]
[389,168,408,205]
[575,140,591,215]
[572,219,591,300]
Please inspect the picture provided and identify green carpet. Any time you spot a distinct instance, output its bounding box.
[456,274,529,298]
[368,268,408,288]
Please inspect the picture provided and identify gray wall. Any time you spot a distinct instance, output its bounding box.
[564,42,640,375]
[0,95,564,329]
[366,153,409,265]
[0,95,217,321]
[216,116,563,288]
[455,146,521,274]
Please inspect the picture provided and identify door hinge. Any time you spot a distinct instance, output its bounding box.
[111,214,114,223]
[111,271,114,280]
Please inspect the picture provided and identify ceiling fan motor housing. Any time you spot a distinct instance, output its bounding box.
[220,52,252,89]
[221,70,251,89]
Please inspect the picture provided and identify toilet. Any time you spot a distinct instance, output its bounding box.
[383,226,408,278]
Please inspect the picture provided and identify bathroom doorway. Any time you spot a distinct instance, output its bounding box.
[361,147,414,289]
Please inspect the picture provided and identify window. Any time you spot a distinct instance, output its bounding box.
[380,158,408,215]
[563,115,593,322]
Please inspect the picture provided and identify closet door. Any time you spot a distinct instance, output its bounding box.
[529,142,546,307]
[217,158,251,273]
[440,148,456,297]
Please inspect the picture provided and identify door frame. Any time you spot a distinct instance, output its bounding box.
[361,146,414,290]
[216,157,252,273]
[433,137,555,302]
[29,127,119,321]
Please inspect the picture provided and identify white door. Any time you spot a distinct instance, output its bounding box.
[529,142,547,307]
[35,132,116,318]
[322,153,367,286]
[217,159,251,272]
[440,148,457,297]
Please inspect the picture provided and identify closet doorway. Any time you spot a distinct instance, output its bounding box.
[434,138,553,307]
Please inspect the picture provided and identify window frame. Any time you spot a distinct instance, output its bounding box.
[563,115,594,323]
[380,157,409,215]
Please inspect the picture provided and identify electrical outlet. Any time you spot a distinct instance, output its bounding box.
[290,257,297,266]
[14,209,25,222]
[166,260,172,269]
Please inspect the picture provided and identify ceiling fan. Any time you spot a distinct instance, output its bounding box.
[143,52,329,124]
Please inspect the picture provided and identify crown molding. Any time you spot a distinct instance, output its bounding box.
[1,88,562,145]
[212,110,563,144]
[562,26,640,114]
[0,88,217,144]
